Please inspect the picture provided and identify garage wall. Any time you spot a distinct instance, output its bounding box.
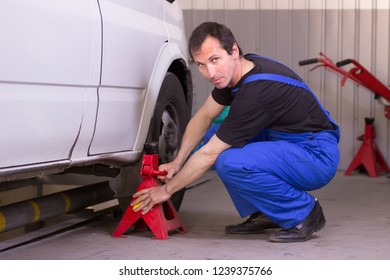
[180,0,390,171]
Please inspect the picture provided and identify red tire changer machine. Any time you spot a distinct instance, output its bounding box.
[299,53,390,177]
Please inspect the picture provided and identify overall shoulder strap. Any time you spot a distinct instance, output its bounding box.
[231,73,309,93]
[242,74,310,91]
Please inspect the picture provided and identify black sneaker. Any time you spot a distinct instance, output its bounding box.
[225,212,280,234]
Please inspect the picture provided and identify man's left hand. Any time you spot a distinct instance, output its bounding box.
[131,185,171,215]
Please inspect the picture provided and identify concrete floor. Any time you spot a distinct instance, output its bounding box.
[0,170,390,260]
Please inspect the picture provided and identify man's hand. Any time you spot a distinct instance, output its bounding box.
[157,161,182,183]
[131,185,171,215]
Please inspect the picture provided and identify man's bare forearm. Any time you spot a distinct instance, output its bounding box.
[173,111,213,167]
[165,147,216,196]
[165,134,231,196]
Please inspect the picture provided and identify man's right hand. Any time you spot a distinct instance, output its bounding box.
[157,161,182,183]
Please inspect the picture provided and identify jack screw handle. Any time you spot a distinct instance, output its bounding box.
[142,166,168,177]
[152,170,168,176]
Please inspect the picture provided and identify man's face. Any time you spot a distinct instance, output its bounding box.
[192,36,240,89]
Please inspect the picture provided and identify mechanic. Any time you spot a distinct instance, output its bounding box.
[132,22,340,243]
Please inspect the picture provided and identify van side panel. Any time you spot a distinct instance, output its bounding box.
[0,0,101,168]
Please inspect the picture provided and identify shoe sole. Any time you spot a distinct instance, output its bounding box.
[225,227,280,234]
[268,217,326,243]
[225,223,280,234]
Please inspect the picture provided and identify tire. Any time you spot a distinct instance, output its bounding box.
[146,73,190,210]
[114,73,190,212]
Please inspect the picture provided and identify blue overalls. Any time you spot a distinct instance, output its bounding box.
[205,69,340,230]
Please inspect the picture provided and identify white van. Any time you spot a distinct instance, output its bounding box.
[0,0,192,210]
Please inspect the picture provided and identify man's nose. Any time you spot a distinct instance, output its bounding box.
[205,64,216,80]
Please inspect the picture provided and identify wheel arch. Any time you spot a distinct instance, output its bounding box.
[133,42,192,153]
[167,59,193,118]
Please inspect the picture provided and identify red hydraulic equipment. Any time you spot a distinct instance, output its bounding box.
[299,53,390,176]
[112,142,187,239]
[299,52,390,118]
[343,118,389,177]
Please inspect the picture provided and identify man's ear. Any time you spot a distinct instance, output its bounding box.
[232,43,240,58]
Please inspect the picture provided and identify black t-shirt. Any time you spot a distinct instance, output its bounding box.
[212,54,334,147]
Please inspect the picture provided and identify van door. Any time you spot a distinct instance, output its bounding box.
[89,0,168,155]
[0,0,101,168]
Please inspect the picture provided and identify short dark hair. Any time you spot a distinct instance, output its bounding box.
[188,22,243,60]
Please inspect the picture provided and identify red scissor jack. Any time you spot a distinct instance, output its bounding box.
[300,53,390,176]
[112,142,188,239]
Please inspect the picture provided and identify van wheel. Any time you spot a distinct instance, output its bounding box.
[114,73,190,213]
[147,73,190,210]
